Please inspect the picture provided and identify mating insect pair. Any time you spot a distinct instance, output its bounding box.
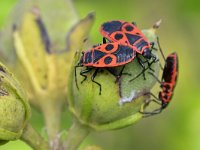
[75,20,158,95]
[140,52,178,116]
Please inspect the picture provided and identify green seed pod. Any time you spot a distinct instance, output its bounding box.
[68,26,160,131]
[0,63,30,144]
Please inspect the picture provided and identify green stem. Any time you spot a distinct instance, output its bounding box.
[21,124,50,150]
[64,119,90,150]
[40,97,62,141]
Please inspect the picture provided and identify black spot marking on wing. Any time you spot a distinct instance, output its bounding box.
[93,50,106,63]
[125,25,134,31]
[114,33,123,40]
[104,56,113,64]
[102,21,122,34]
[105,44,114,51]
[125,33,141,45]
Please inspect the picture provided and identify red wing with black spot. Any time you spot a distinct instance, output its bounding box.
[100,20,151,54]
[83,42,136,67]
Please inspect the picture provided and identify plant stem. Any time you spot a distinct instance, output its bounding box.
[40,97,62,141]
[21,124,50,150]
[64,119,90,150]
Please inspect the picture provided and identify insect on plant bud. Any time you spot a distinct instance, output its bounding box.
[0,63,31,144]
[68,24,160,131]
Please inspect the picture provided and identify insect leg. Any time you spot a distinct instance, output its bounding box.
[107,66,131,83]
[129,71,145,82]
[75,65,84,90]
[148,62,155,72]
[150,42,157,51]
[119,65,132,77]
[103,37,107,44]
[147,52,159,72]
[148,72,162,84]
[136,56,148,80]
[139,92,163,117]
[129,55,158,82]
[140,109,162,117]
[141,105,163,117]
[115,65,128,83]
[129,52,159,82]
[91,69,102,95]
[80,67,93,84]
[129,56,150,82]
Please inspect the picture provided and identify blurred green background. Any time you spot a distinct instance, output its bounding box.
[0,0,199,150]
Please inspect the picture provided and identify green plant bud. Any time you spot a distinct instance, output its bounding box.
[68,27,160,131]
[0,62,30,144]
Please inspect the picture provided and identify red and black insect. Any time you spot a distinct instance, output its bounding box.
[100,20,157,62]
[75,42,136,95]
[75,20,159,94]
[141,52,179,115]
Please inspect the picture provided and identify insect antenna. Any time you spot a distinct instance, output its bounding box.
[148,71,162,84]
[156,36,166,61]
